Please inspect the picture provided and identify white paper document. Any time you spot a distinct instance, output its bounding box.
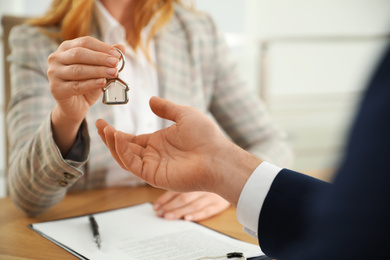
[30,203,264,260]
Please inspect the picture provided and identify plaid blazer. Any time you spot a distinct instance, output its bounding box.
[7,5,293,216]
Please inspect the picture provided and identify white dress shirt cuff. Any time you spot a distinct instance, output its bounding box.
[236,161,281,238]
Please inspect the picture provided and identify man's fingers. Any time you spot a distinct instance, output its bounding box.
[149,96,187,123]
[96,119,109,145]
[96,120,127,170]
[96,120,144,172]
[115,131,144,175]
[102,125,130,170]
[103,124,116,151]
[132,133,152,148]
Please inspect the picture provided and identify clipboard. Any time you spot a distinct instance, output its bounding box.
[29,203,268,260]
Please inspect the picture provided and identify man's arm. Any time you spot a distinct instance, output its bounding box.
[95,96,333,257]
[96,43,390,260]
[258,169,330,257]
[96,96,263,207]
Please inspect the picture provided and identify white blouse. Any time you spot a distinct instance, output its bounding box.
[94,1,162,186]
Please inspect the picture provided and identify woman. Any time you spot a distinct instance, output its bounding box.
[7,0,293,218]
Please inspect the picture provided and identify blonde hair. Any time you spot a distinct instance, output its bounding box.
[28,0,184,52]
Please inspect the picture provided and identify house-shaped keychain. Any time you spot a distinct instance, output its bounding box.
[102,78,129,105]
[102,48,130,105]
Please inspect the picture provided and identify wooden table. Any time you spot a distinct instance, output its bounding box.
[0,185,258,260]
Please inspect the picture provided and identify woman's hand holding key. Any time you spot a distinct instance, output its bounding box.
[48,36,125,156]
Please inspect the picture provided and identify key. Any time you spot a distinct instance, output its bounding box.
[102,48,129,105]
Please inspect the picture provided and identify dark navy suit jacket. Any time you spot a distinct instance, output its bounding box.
[258,46,390,260]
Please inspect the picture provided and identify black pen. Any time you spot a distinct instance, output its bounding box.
[89,215,101,249]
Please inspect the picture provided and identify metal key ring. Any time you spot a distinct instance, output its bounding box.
[114,47,125,73]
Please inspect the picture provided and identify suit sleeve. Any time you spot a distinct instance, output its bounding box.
[258,169,330,258]
[257,45,390,260]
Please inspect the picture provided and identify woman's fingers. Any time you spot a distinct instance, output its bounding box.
[52,63,118,81]
[112,44,126,55]
[58,47,120,67]
[48,37,124,83]
[58,36,121,54]
[153,191,230,221]
[47,37,125,124]
[153,191,179,213]
[50,77,106,98]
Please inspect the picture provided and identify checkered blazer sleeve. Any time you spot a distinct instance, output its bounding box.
[197,13,294,167]
[6,25,90,216]
[159,6,294,167]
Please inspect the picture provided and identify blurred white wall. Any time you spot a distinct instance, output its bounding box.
[0,0,390,197]
[196,0,390,174]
